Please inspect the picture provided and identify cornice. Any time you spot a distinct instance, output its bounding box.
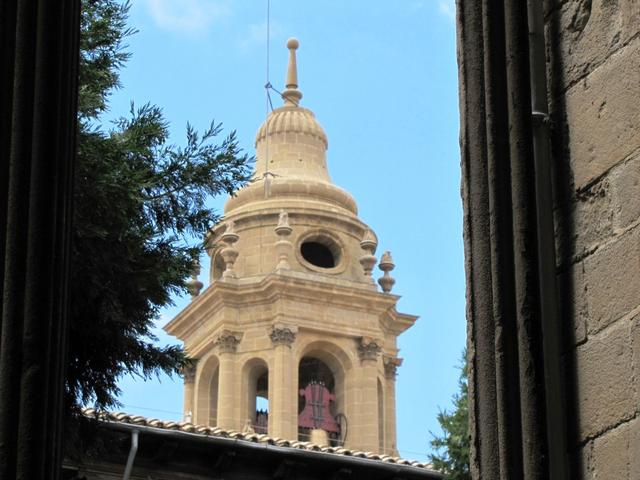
[164,271,417,347]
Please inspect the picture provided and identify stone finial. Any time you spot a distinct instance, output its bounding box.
[185,260,204,298]
[360,229,377,254]
[274,210,293,270]
[377,251,396,293]
[220,221,240,279]
[358,337,382,362]
[214,330,243,354]
[359,229,378,281]
[275,211,292,236]
[269,325,297,347]
[383,355,403,379]
[283,38,302,107]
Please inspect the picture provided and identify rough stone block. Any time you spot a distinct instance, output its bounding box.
[578,440,593,479]
[558,261,588,346]
[574,176,614,257]
[584,226,640,333]
[631,416,640,479]
[633,311,640,405]
[549,0,639,89]
[610,152,640,231]
[566,39,640,190]
[591,420,632,479]
[575,320,635,440]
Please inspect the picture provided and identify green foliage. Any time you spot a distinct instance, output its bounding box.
[429,350,470,480]
[66,0,251,412]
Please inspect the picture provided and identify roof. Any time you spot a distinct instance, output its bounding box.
[82,408,442,479]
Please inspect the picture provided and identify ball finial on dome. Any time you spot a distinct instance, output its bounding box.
[283,37,302,106]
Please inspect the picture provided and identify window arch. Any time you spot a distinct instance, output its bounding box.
[195,354,219,426]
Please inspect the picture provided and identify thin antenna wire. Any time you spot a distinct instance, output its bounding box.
[266,0,270,87]
[264,0,272,198]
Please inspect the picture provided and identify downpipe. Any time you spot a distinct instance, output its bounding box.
[526,0,569,479]
[122,429,139,480]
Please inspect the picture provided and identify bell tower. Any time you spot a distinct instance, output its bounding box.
[164,38,417,455]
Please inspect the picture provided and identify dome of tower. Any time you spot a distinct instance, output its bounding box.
[255,106,328,148]
[225,37,357,215]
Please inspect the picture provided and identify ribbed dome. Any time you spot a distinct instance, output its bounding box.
[255,106,328,148]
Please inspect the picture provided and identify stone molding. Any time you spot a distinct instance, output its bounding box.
[214,330,243,354]
[269,325,297,347]
[358,337,382,362]
[383,356,403,379]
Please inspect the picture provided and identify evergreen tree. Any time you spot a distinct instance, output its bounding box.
[429,351,470,480]
[66,0,251,413]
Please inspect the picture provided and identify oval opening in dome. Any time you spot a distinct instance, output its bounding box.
[300,241,336,269]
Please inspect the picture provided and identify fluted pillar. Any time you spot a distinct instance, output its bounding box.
[269,325,297,439]
[182,363,197,423]
[354,338,381,452]
[383,356,402,456]
[0,2,80,479]
[214,331,242,430]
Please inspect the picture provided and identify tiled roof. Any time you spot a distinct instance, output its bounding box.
[82,408,437,472]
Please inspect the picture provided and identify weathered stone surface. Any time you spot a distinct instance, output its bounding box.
[549,0,639,89]
[578,440,593,479]
[631,416,640,479]
[584,226,640,333]
[575,320,635,440]
[591,420,633,479]
[574,176,614,257]
[566,39,640,190]
[558,261,588,347]
[567,151,640,259]
[632,311,640,406]
[610,152,640,232]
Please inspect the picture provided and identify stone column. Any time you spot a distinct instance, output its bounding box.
[383,356,402,456]
[214,331,242,430]
[355,337,382,452]
[182,362,197,423]
[269,325,297,439]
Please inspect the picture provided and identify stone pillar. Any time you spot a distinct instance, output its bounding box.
[355,337,382,452]
[214,331,242,430]
[182,362,197,423]
[383,356,402,456]
[269,325,297,439]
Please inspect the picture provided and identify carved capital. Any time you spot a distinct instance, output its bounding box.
[383,356,403,379]
[269,326,297,347]
[214,330,242,354]
[181,361,197,383]
[358,337,382,362]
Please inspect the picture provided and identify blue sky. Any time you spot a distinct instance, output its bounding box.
[110,0,463,462]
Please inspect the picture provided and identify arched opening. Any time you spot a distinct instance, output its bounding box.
[297,232,343,272]
[298,355,342,445]
[209,368,219,426]
[242,358,269,434]
[195,355,219,427]
[211,251,225,282]
[301,241,335,268]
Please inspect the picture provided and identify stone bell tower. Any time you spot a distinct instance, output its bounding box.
[164,38,417,455]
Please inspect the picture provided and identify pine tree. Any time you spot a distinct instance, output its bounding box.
[429,351,470,480]
[66,0,251,413]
